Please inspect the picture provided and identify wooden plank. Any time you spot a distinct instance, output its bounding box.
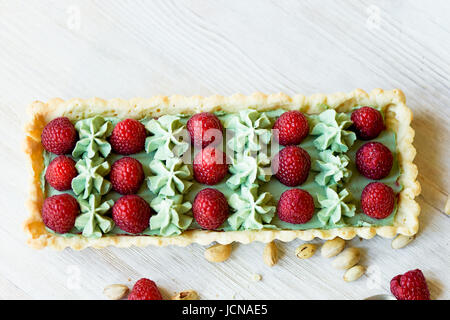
[0,0,448,299]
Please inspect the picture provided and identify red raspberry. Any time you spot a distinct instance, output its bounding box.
[42,194,80,233]
[361,182,395,219]
[112,195,152,234]
[351,106,384,140]
[41,117,78,155]
[273,111,309,146]
[356,142,393,180]
[193,147,229,185]
[272,146,311,186]
[128,278,163,300]
[109,119,146,155]
[45,155,77,191]
[390,269,430,300]
[277,189,315,224]
[193,188,229,230]
[187,112,223,148]
[110,157,144,195]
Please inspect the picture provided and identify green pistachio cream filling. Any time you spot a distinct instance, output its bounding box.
[41,106,402,238]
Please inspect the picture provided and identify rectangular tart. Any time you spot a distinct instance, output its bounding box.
[23,88,421,250]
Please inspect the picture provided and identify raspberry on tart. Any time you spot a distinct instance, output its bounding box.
[277,189,315,224]
[272,145,311,187]
[187,112,223,148]
[361,182,395,219]
[273,111,309,146]
[109,119,146,155]
[128,278,163,300]
[41,117,78,155]
[193,147,229,185]
[45,155,77,191]
[193,188,229,230]
[112,195,152,234]
[390,269,430,300]
[351,106,384,140]
[42,193,80,233]
[356,142,393,180]
[110,157,145,195]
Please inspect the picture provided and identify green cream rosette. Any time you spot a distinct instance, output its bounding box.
[227,152,271,190]
[144,115,189,161]
[317,188,356,226]
[147,157,193,196]
[227,184,275,231]
[223,110,274,152]
[75,194,114,238]
[72,116,113,159]
[310,109,356,153]
[148,194,193,236]
[312,150,351,187]
[71,156,111,199]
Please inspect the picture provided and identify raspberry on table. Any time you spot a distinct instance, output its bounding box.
[109,119,147,155]
[277,189,315,224]
[110,157,145,195]
[128,278,163,300]
[273,110,309,146]
[390,269,430,300]
[193,188,229,230]
[193,147,229,185]
[272,145,311,186]
[361,182,395,219]
[112,195,152,234]
[187,112,223,148]
[41,117,78,155]
[42,193,80,234]
[45,155,77,191]
[351,106,384,140]
[356,141,393,180]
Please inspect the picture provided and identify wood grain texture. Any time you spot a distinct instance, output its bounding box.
[0,0,448,300]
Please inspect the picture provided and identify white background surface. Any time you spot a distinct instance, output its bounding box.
[0,0,449,300]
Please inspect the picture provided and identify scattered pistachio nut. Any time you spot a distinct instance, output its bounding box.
[321,237,346,258]
[263,241,278,267]
[103,284,129,300]
[343,265,366,282]
[251,273,262,282]
[331,248,360,270]
[391,234,415,249]
[295,243,317,259]
[445,195,450,215]
[204,243,232,262]
[171,290,199,300]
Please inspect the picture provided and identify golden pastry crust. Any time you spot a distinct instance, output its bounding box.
[23,88,421,250]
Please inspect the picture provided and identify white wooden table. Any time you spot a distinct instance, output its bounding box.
[0,0,448,300]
